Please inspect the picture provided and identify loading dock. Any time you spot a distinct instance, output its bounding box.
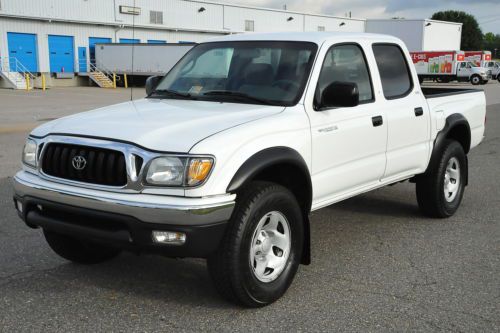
[6,32,38,72]
[119,38,140,44]
[89,37,112,65]
[48,35,75,73]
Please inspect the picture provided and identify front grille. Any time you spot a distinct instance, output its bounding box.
[41,143,127,186]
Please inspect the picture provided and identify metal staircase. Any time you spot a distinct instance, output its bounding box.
[0,57,36,89]
[84,61,115,88]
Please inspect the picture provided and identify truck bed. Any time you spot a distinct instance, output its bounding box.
[421,87,480,99]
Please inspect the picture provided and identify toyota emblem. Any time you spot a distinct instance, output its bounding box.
[72,155,87,171]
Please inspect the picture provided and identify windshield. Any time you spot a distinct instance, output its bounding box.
[153,41,318,106]
[468,62,478,67]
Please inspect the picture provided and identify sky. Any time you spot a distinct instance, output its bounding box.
[230,0,500,34]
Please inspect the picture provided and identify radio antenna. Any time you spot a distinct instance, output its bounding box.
[130,0,136,101]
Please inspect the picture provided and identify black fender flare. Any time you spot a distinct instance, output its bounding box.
[423,113,470,184]
[226,146,313,265]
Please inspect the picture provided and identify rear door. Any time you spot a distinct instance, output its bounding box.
[305,42,387,207]
[371,43,430,180]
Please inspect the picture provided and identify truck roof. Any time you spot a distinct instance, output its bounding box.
[205,31,402,45]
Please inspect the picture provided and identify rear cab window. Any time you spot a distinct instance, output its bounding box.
[372,44,414,99]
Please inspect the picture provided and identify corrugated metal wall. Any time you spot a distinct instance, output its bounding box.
[0,0,366,73]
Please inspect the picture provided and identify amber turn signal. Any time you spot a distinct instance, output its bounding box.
[187,158,213,186]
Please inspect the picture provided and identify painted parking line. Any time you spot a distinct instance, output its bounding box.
[0,123,38,134]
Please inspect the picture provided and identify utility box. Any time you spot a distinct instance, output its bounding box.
[366,19,462,51]
[95,43,196,76]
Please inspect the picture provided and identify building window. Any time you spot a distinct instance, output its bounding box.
[150,10,163,24]
[245,20,255,32]
[318,26,325,31]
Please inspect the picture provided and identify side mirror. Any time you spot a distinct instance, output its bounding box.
[145,76,161,96]
[318,82,359,109]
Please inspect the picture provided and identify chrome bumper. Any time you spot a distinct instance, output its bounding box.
[13,171,235,226]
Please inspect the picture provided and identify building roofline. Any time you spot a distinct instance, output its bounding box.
[366,18,462,26]
[184,0,366,21]
[0,14,234,35]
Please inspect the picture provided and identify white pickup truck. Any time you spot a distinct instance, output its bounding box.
[13,32,486,307]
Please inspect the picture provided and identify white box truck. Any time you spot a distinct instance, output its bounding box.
[411,51,491,85]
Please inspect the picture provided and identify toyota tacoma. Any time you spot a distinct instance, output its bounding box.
[13,32,486,307]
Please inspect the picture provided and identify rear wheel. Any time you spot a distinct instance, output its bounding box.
[416,140,467,218]
[208,181,304,307]
[44,230,121,264]
[470,75,481,85]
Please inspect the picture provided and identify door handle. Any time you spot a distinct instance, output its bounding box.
[414,107,424,117]
[372,116,383,127]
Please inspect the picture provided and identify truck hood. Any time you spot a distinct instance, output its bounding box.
[31,98,284,152]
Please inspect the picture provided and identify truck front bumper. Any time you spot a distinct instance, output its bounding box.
[13,171,236,258]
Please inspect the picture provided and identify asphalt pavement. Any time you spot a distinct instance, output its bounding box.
[0,84,499,332]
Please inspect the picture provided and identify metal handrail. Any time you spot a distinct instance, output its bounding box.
[0,57,36,82]
[78,59,116,81]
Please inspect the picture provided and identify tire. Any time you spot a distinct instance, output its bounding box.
[416,140,467,218]
[44,230,121,264]
[470,75,481,85]
[208,181,304,307]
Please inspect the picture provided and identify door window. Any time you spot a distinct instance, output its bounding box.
[316,44,374,105]
[372,44,413,99]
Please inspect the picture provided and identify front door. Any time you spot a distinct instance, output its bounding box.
[78,47,87,72]
[457,62,471,78]
[305,42,388,208]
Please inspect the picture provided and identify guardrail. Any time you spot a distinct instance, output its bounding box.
[77,59,118,82]
[0,57,37,81]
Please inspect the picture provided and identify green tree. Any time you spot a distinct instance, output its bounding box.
[483,33,500,59]
[431,11,483,50]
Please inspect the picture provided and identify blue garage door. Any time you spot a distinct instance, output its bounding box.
[7,32,38,72]
[89,37,112,64]
[120,38,140,44]
[48,35,75,73]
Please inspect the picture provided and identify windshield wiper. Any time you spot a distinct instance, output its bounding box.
[150,89,193,99]
[203,90,279,106]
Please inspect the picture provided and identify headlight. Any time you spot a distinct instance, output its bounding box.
[145,156,214,187]
[22,138,37,168]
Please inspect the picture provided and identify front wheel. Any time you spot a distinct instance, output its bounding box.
[470,75,481,85]
[416,140,467,218]
[208,181,304,307]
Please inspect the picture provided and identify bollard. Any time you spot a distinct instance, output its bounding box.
[25,74,30,91]
[113,73,117,89]
[41,74,46,91]
[124,74,128,89]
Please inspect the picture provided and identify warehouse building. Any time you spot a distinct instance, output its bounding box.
[0,0,365,88]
